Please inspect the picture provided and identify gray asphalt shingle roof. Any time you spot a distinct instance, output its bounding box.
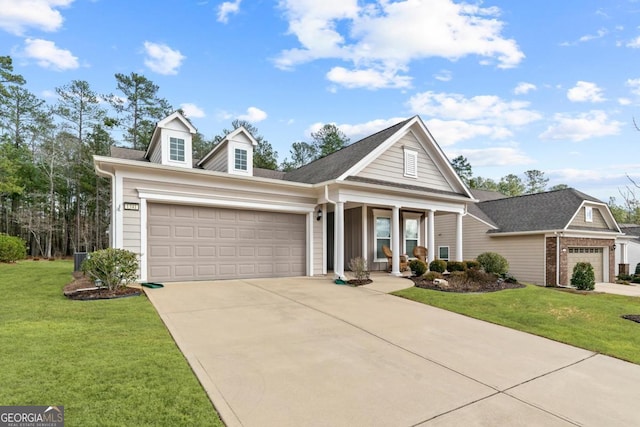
[473,188,608,233]
[282,118,413,184]
[110,146,148,161]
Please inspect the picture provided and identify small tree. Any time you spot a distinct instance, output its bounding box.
[0,234,27,262]
[348,257,370,281]
[476,252,509,275]
[81,248,138,290]
[571,262,595,291]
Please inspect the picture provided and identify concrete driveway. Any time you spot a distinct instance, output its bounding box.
[145,276,640,427]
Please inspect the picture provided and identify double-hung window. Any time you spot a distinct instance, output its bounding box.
[403,214,420,257]
[234,148,248,171]
[169,137,185,162]
[438,246,450,261]
[374,210,391,261]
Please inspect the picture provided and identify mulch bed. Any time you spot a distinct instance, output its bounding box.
[63,273,141,300]
[411,276,525,293]
[622,314,640,324]
[347,279,373,286]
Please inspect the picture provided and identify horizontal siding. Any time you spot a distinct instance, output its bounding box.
[436,214,546,285]
[201,146,227,172]
[356,133,452,192]
[570,206,610,229]
[150,144,161,164]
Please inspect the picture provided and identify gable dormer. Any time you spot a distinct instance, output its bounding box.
[197,127,258,176]
[145,111,197,169]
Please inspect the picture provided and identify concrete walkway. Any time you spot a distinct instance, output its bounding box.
[595,282,640,297]
[145,275,640,427]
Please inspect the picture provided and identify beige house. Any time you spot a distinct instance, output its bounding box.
[94,112,474,282]
[435,189,622,285]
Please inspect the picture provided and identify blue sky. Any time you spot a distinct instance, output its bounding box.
[2,0,640,202]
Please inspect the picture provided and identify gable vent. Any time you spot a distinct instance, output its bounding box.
[404,149,418,178]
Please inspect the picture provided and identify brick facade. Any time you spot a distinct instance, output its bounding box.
[545,236,615,286]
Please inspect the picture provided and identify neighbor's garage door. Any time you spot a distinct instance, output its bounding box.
[147,203,306,282]
[568,247,603,282]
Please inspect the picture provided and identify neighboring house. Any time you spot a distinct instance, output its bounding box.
[94,112,474,282]
[617,224,640,275]
[435,188,622,285]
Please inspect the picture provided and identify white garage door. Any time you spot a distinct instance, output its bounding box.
[147,203,306,282]
[568,247,603,282]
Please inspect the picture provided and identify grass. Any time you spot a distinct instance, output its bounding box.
[393,284,640,365]
[0,260,223,427]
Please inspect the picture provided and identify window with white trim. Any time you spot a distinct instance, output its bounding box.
[404,149,418,178]
[403,214,420,257]
[585,206,593,223]
[374,210,391,261]
[438,246,449,261]
[169,137,185,162]
[234,148,248,171]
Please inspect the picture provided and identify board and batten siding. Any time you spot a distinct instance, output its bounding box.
[435,214,546,285]
[356,132,452,192]
[200,145,228,172]
[569,206,610,230]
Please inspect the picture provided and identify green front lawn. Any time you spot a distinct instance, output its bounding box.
[394,285,640,365]
[0,261,223,426]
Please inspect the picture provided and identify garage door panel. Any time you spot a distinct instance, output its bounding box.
[568,247,604,282]
[147,204,306,282]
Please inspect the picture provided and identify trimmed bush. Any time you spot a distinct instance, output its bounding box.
[618,273,633,281]
[632,276,640,284]
[424,271,443,281]
[447,261,465,272]
[476,252,509,275]
[465,268,497,285]
[409,259,427,276]
[501,272,518,284]
[429,259,447,273]
[571,262,595,291]
[0,234,27,263]
[81,248,139,291]
[464,260,480,270]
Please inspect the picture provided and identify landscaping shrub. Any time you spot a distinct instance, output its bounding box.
[348,257,370,281]
[81,248,138,291]
[424,271,443,281]
[409,259,427,276]
[501,272,518,284]
[476,252,509,275]
[571,262,595,291]
[464,260,480,270]
[465,268,497,285]
[429,259,447,273]
[0,234,27,263]
[632,276,640,284]
[617,273,633,282]
[635,263,640,276]
[447,261,465,272]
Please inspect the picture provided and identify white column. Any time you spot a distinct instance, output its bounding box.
[622,243,628,264]
[391,205,401,276]
[307,211,314,276]
[334,201,345,280]
[139,198,147,282]
[427,210,435,264]
[322,204,327,275]
[455,213,463,262]
[361,204,368,268]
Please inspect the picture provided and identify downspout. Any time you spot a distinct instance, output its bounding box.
[94,162,116,248]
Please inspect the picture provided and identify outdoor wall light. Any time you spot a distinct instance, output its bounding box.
[316,209,323,221]
[612,244,617,250]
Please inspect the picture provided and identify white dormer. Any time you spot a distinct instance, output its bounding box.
[197,127,258,176]
[145,111,197,169]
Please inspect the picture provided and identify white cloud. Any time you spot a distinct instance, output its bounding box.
[560,28,607,46]
[424,119,511,146]
[447,147,534,167]
[180,103,206,118]
[567,81,605,102]
[143,41,185,75]
[23,38,78,70]
[0,0,72,35]
[618,98,632,106]
[41,89,56,98]
[408,91,542,126]
[626,36,640,48]
[237,106,267,122]
[539,110,622,142]
[217,0,241,23]
[326,66,411,89]
[275,0,523,89]
[434,69,452,82]
[627,78,640,96]
[513,82,536,95]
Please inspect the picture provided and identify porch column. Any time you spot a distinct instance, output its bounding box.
[427,210,435,264]
[334,201,345,280]
[361,204,368,268]
[391,205,401,276]
[455,213,463,262]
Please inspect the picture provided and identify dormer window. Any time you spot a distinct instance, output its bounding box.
[235,148,247,171]
[170,137,185,162]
